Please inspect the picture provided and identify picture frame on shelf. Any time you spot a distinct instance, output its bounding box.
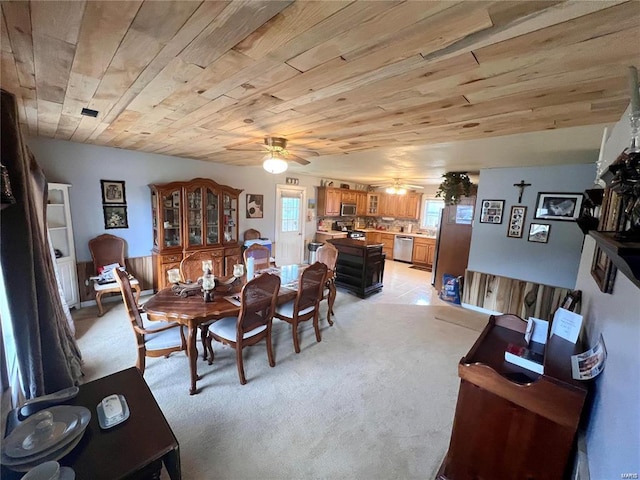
[480,199,504,224]
[534,192,583,221]
[507,206,527,238]
[590,244,617,293]
[246,194,264,218]
[100,180,126,204]
[103,205,128,229]
[528,223,550,243]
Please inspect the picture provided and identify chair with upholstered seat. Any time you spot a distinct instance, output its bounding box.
[89,233,141,316]
[205,273,281,385]
[243,243,271,271]
[114,268,186,375]
[316,242,338,326]
[180,250,216,283]
[275,262,327,353]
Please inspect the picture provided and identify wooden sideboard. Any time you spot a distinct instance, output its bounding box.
[437,314,588,480]
[150,178,242,290]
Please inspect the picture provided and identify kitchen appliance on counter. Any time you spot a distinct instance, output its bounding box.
[332,221,366,240]
[393,236,414,262]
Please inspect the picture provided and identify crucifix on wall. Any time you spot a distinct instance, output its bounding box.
[513,179,532,203]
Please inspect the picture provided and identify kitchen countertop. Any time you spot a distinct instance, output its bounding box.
[360,229,436,239]
[316,230,349,236]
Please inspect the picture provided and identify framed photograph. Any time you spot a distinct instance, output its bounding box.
[507,205,527,238]
[103,205,128,229]
[480,199,504,224]
[528,223,550,243]
[246,194,263,219]
[534,192,583,221]
[100,180,126,204]
[590,244,617,293]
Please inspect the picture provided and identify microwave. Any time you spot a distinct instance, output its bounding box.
[341,203,357,216]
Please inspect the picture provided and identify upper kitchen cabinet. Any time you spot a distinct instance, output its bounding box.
[356,191,367,216]
[367,193,380,216]
[317,187,342,217]
[150,178,242,290]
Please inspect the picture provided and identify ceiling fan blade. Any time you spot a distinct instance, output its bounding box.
[403,184,424,189]
[287,153,310,165]
[286,147,319,157]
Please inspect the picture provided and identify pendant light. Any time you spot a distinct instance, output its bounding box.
[263,151,288,174]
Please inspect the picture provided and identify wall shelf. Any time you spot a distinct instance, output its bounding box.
[590,231,640,289]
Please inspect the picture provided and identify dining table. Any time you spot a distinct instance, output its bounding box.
[143,265,306,395]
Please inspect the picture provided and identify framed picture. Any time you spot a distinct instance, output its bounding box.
[103,205,128,229]
[246,194,263,218]
[590,244,617,293]
[528,223,550,243]
[534,192,583,221]
[507,205,527,238]
[480,199,504,224]
[100,180,126,204]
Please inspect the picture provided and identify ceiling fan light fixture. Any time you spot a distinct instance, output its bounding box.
[262,152,288,174]
[385,186,397,194]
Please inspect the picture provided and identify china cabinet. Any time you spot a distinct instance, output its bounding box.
[47,183,79,308]
[150,178,242,290]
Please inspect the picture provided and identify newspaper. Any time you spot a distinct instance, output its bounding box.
[571,334,607,380]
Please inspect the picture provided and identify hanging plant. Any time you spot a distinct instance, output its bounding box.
[435,172,473,205]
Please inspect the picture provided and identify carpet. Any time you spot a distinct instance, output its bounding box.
[409,265,432,272]
[74,298,485,479]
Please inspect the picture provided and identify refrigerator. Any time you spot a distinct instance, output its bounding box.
[432,197,476,293]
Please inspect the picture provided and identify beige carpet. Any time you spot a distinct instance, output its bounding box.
[74,295,487,479]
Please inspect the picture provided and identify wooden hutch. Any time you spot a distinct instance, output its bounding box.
[150,178,242,291]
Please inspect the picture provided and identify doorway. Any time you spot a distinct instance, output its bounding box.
[275,185,306,265]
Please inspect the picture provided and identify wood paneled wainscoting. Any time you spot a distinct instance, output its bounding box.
[76,256,154,305]
[463,270,575,322]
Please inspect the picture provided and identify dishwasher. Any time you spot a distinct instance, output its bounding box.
[393,235,414,263]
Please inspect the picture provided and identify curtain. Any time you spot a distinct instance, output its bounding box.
[0,89,82,398]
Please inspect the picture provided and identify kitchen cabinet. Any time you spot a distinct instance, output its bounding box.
[380,233,395,259]
[341,190,358,204]
[367,193,379,216]
[317,187,342,216]
[403,193,421,220]
[356,191,368,216]
[412,237,436,269]
[150,178,242,290]
[365,231,381,244]
[47,183,79,309]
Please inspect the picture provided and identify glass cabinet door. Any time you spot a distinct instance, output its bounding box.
[205,187,219,246]
[186,186,203,248]
[223,192,238,243]
[152,190,158,247]
[162,190,181,248]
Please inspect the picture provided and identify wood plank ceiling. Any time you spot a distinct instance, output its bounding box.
[1,0,639,175]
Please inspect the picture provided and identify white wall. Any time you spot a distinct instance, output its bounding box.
[574,106,640,478]
[468,163,595,288]
[27,137,320,262]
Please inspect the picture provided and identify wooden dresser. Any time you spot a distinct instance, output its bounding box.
[150,178,242,291]
[438,314,588,480]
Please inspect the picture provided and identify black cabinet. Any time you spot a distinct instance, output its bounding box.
[329,238,385,298]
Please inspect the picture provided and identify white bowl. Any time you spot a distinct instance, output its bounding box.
[21,461,60,480]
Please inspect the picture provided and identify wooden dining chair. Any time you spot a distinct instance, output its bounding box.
[274,262,328,353]
[243,243,271,271]
[114,268,186,375]
[89,234,141,316]
[205,273,281,385]
[243,228,261,241]
[316,243,338,326]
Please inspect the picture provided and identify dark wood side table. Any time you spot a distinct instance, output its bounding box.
[437,314,588,480]
[2,367,181,480]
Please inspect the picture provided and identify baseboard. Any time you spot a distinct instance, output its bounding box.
[79,289,154,309]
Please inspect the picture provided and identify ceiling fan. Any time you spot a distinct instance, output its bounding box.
[229,137,318,174]
[371,179,424,194]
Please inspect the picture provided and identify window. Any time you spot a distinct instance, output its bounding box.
[421,198,445,229]
[281,196,301,232]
